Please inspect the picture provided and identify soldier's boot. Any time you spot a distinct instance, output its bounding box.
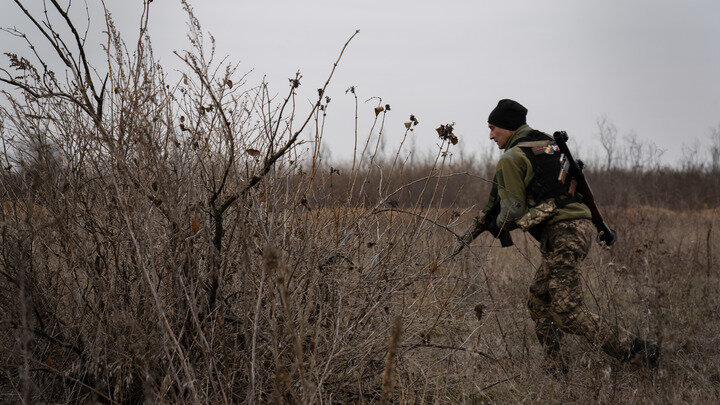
[542,359,568,378]
[541,347,568,377]
[627,338,660,369]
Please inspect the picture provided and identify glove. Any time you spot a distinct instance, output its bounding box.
[483,214,501,237]
[484,214,514,248]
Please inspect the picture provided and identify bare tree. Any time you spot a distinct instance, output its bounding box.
[597,116,618,171]
[625,130,643,172]
[710,122,720,173]
[680,139,705,172]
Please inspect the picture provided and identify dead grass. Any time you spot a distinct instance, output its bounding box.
[1,193,718,402]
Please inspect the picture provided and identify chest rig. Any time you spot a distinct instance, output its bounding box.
[508,130,582,208]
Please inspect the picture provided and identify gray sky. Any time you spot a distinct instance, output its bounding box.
[2,0,719,166]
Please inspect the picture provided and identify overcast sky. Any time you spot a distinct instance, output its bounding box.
[2,0,719,166]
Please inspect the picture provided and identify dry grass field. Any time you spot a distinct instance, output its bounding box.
[1,194,718,403]
[1,1,719,403]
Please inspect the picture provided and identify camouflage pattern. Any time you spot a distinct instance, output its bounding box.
[527,218,635,365]
[516,199,557,232]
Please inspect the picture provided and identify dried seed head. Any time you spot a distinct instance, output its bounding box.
[436,123,458,145]
[263,245,280,277]
[474,303,485,321]
[429,261,438,275]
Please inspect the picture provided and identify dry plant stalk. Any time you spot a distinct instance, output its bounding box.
[381,316,402,405]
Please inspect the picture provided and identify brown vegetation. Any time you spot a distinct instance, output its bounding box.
[0,1,719,403]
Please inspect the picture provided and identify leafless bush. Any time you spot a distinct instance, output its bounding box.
[0,1,475,402]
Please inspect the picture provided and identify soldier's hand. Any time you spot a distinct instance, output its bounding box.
[483,215,514,247]
[483,214,502,238]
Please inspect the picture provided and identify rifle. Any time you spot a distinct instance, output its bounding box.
[451,162,516,257]
[553,131,617,246]
[452,214,514,258]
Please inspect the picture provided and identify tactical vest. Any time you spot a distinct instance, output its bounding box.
[508,130,582,208]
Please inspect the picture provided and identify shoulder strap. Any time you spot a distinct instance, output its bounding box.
[516,140,550,148]
[506,129,553,150]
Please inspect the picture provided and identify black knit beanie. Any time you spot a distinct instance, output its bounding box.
[488,99,527,131]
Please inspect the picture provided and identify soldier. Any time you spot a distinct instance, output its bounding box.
[479,99,659,374]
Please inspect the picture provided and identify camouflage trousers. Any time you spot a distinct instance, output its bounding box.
[527,219,635,364]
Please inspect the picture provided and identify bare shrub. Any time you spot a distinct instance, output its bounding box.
[0,1,473,402]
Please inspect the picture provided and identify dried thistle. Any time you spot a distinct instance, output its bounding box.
[436,122,458,145]
[474,303,485,321]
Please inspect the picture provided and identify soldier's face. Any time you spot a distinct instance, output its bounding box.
[488,125,513,149]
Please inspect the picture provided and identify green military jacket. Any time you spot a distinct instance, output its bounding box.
[483,125,592,230]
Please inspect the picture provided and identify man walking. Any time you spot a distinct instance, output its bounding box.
[480,99,659,373]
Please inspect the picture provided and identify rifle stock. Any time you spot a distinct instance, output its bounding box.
[553,131,617,246]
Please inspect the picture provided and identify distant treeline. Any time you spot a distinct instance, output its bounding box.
[298,116,720,211]
[5,152,720,212]
[296,157,720,211]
